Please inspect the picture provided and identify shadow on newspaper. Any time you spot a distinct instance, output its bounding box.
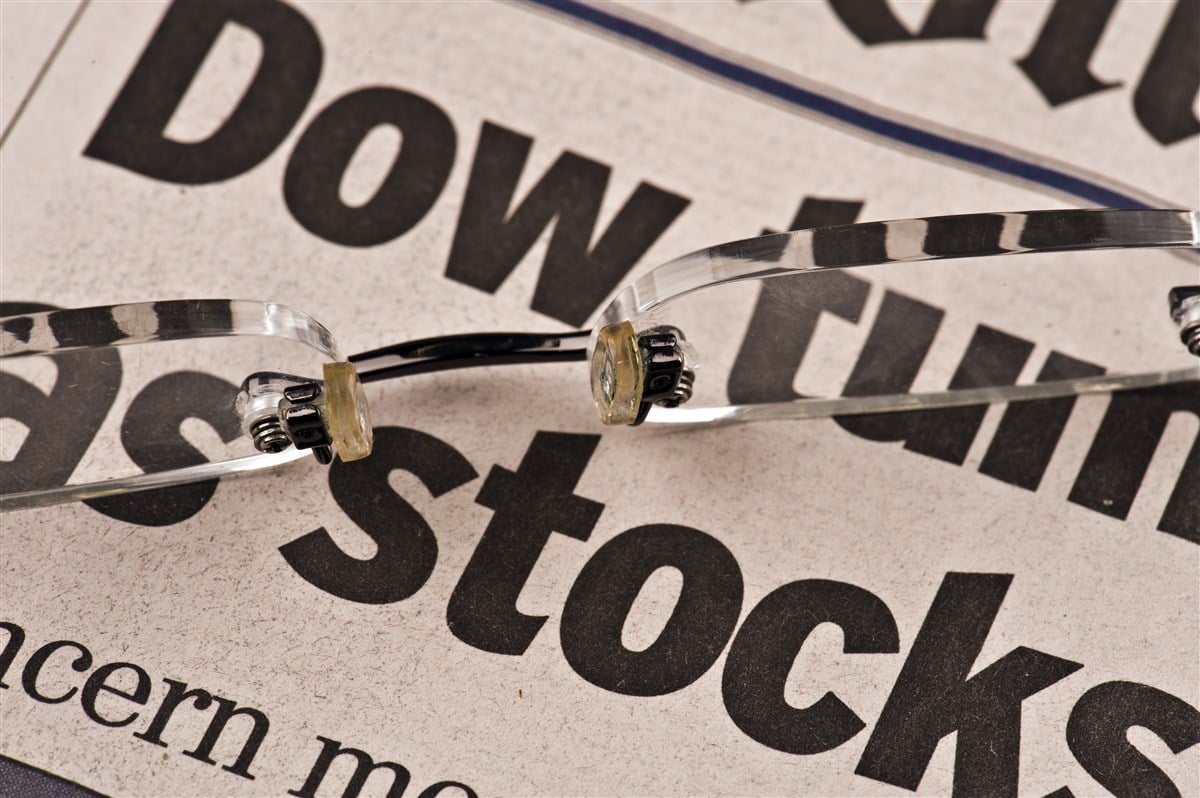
[0,755,106,798]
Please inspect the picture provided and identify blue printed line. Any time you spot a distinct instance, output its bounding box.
[519,0,1157,210]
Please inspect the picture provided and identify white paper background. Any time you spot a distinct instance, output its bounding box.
[2,1,1197,795]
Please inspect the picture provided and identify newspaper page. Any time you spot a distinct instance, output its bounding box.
[1,1,1198,796]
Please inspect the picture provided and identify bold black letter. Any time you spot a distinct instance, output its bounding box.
[828,0,997,45]
[728,198,867,405]
[1068,383,1200,543]
[979,352,1105,491]
[561,524,743,696]
[134,678,269,779]
[281,427,478,604]
[837,323,1033,466]
[831,290,942,441]
[0,302,121,499]
[855,573,1083,796]
[0,621,26,688]
[446,122,690,326]
[22,640,92,704]
[284,87,456,246]
[288,736,409,798]
[81,662,152,728]
[85,0,322,183]
[85,370,242,526]
[1016,0,1121,107]
[447,432,602,654]
[895,325,1032,463]
[417,783,480,798]
[1067,681,1200,798]
[723,579,899,754]
[1133,0,1200,145]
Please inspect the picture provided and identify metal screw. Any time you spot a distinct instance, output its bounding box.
[659,367,695,408]
[1169,286,1200,357]
[250,417,290,454]
[1183,327,1200,357]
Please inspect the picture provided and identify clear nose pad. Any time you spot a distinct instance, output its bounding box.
[0,300,372,510]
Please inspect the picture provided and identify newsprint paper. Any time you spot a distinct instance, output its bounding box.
[1,1,1198,796]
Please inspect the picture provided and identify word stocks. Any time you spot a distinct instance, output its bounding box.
[279,428,1200,796]
[13,429,1200,795]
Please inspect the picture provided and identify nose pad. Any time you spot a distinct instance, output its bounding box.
[323,361,373,461]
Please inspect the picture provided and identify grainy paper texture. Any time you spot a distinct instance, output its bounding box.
[1,1,1198,796]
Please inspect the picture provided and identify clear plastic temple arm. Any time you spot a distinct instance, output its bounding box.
[589,209,1200,427]
[648,371,1195,427]
[3,448,311,509]
[0,300,344,510]
[1,299,342,360]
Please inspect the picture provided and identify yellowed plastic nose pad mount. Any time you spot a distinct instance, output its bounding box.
[246,362,373,464]
[322,361,374,461]
[591,321,645,426]
[590,322,692,426]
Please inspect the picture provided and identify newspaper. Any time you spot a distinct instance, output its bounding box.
[1,1,1197,795]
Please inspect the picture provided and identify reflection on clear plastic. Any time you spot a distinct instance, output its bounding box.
[0,300,346,509]
[591,209,1200,426]
[3,210,1198,510]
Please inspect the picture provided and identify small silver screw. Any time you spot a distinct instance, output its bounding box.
[1183,327,1200,357]
[250,417,290,454]
[659,367,695,408]
[1168,286,1200,357]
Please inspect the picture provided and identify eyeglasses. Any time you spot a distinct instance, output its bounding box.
[3,208,1197,510]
